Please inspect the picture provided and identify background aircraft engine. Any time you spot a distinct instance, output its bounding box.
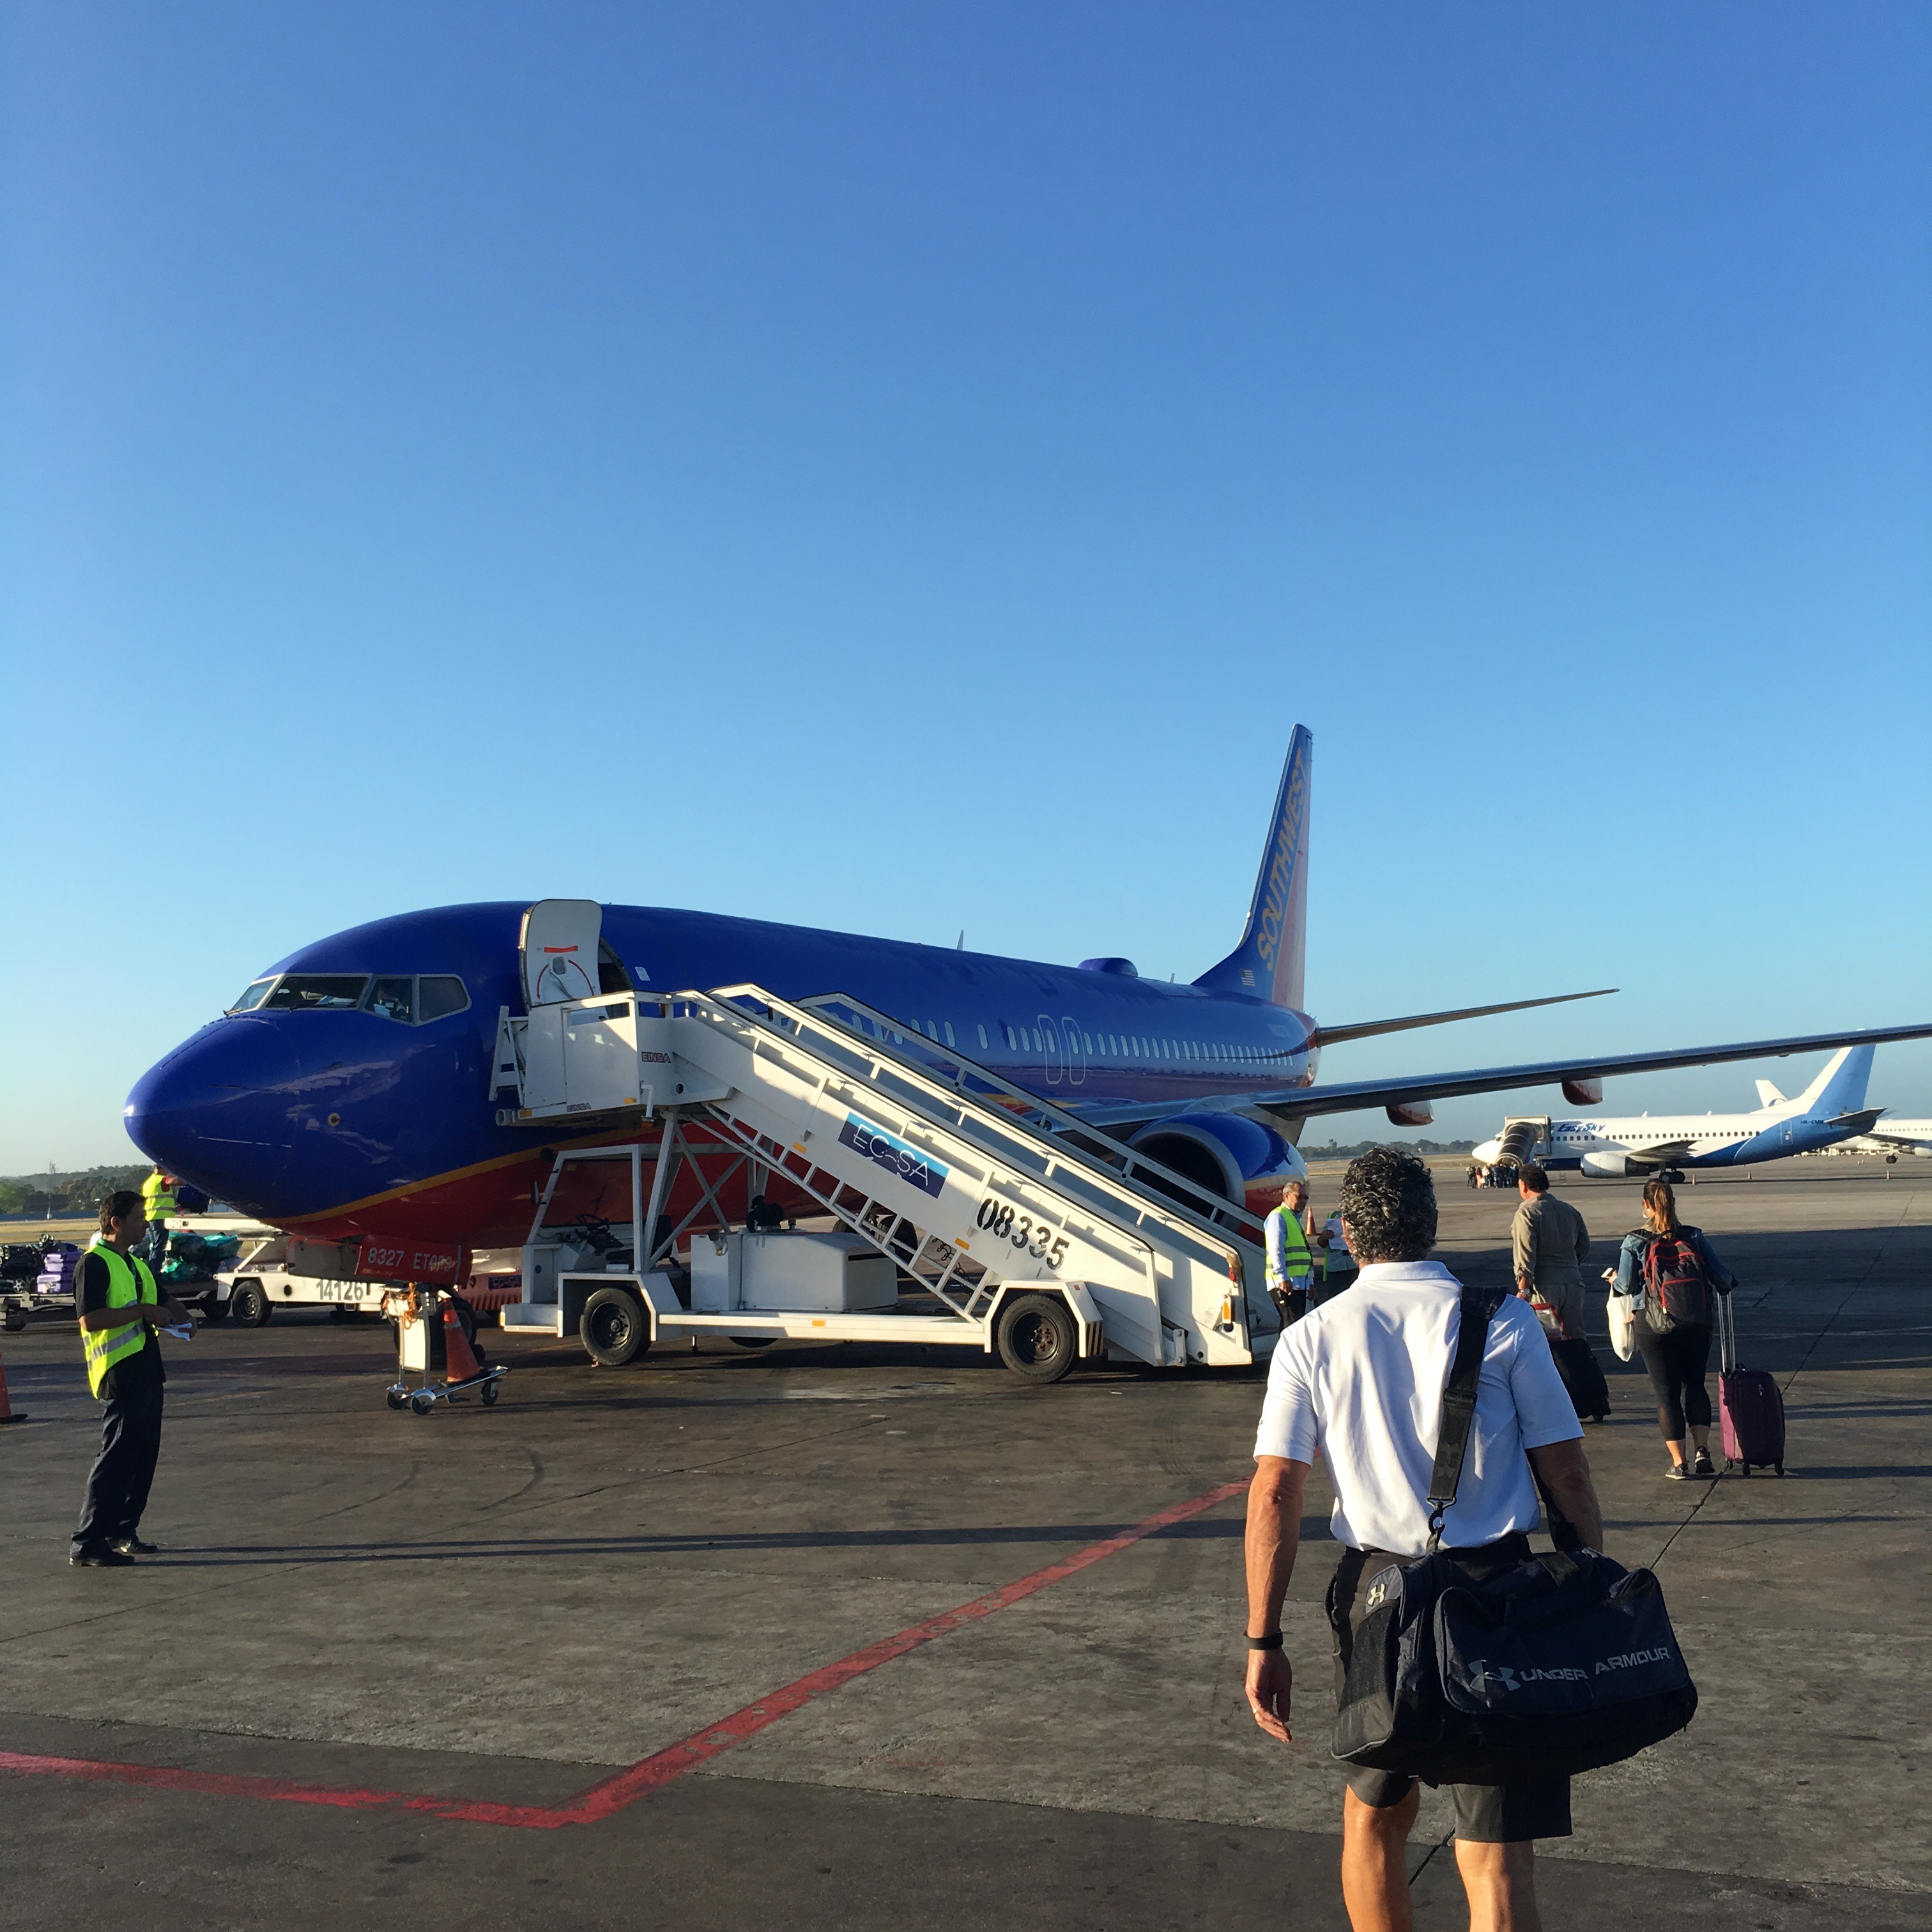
[1127,1112,1306,1213]
[1385,1101,1434,1127]
[1562,1078,1605,1106]
[1580,1149,1639,1179]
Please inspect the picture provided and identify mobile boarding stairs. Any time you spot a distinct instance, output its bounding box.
[488,984,1279,1381]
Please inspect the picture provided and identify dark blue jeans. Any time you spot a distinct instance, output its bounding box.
[72,1378,165,1552]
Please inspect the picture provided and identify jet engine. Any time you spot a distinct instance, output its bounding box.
[1561,1078,1604,1107]
[1580,1149,1640,1179]
[1385,1101,1434,1128]
[1128,1112,1306,1213]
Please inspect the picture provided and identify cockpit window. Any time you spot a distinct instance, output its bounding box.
[259,975,370,1011]
[365,977,415,1024]
[417,975,470,1022]
[229,978,276,1013]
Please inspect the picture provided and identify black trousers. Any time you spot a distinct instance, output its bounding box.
[72,1379,165,1552]
[1634,1321,1713,1439]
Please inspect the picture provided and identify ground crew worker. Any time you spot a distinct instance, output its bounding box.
[140,1164,177,1276]
[70,1190,197,1567]
[1264,1180,1320,1322]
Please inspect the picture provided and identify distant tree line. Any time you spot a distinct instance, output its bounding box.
[1301,1138,1478,1160]
[0,1165,151,1220]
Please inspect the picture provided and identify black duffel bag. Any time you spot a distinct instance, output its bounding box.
[1333,1285,1698,1785]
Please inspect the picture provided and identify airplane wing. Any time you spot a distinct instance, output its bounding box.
[1068,1020,1932,1131]
[1612,1141,1696,1170]
[1860,1126,1931,1149]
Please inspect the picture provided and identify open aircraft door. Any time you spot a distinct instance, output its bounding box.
[521,900,603,1006]
[514,901,605,1114]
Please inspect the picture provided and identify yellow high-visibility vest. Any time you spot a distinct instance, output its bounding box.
[142,1170,177,1222]
[79,1239,157,1399]
[1265,1202,1314,1285]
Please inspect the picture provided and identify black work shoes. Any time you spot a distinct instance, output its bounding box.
[109,1537,160,1555]
[70,1548,135,1567]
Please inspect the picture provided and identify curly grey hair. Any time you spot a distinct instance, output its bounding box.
[1337,1147,1438,1264]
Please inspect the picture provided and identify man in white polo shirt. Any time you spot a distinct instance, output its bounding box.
[1242,1147,1604,1932]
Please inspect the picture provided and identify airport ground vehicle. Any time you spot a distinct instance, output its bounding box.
[155,1212,502,1326]
[496,985,1277,1381]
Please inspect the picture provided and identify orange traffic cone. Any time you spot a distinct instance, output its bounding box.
[441,1305,482,1383]
[0,1349,26,1425]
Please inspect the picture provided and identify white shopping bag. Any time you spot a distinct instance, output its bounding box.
[1606,1291,1637,1362]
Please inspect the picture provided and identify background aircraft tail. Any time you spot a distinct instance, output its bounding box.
[1194,726,1312,1009]
[1796,1044,1874,1117]
[1755,1079,1788,1109]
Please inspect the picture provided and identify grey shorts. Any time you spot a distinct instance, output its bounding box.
[1327,1542,1573,1844]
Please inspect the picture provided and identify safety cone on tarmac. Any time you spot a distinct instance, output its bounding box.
[0,1349,26,1425]
[441,1305,482,1383]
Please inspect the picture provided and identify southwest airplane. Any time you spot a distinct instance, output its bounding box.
[1469,1045,1885,1180]
[125,727,1932,1251]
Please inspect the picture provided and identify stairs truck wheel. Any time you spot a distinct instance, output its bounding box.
[996,1294,1078,1383]
[385,1388,407,1411]
[410,1388,437,1416]
[229,1282,270,1328]
[581,1286,650,1367]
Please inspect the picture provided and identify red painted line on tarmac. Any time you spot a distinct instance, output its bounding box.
[0,1750,445,1815]
[0,1476,1247,1830]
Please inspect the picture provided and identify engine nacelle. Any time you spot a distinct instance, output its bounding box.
[1385,1101,1434,1128]
[1580,1149,1637,1179]
[1561,1078,1604,1107]
[1129,1112,1306,1213]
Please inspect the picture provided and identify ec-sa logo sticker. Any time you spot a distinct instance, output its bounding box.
[838,1112,949,1200]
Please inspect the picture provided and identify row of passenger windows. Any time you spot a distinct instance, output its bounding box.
[862,1011,1280,1068]
[229,973,471,1025]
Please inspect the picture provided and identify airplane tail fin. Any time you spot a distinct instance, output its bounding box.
[1194,726,1312,1009]
[1754,1079,1788,1109]
[1797,1045,1874,1117]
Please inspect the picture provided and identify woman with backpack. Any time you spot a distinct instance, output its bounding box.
[1613,1179,1737,1480]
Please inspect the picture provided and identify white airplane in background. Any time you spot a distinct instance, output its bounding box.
[1841,1117,1932,1161]
[1472,1045,1884,1181]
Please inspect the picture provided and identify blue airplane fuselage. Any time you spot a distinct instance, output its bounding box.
[126,901,1317,1245]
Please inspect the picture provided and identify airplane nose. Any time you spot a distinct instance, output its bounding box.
[126,1018,304,1210]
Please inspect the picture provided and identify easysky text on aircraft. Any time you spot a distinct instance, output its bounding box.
[125,727,1932,1254]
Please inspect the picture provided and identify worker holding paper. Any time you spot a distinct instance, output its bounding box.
[70,1190,198,1567]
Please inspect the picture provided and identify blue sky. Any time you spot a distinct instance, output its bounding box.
[3,2,1928,1173]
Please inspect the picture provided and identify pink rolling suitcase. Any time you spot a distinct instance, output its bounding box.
[1716,1294,1785,1476]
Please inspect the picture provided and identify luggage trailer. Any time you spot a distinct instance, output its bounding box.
[495,983,1280,1382]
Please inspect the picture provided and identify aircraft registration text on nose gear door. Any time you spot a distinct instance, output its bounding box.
[486,941,1276,1381]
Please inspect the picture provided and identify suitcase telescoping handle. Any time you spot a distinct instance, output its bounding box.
[1716,1288,1738,1374]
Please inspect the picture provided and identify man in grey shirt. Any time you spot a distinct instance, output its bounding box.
[1512,1165,1590,1337]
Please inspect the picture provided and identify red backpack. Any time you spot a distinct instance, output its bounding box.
[1642,1233,1710,1331]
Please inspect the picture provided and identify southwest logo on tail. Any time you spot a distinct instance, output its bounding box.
[1197,724,1312,1009]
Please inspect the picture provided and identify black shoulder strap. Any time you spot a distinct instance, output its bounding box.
[1426,1284,1506,1552]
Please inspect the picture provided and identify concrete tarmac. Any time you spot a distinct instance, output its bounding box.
[1,1158,1926,1929]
